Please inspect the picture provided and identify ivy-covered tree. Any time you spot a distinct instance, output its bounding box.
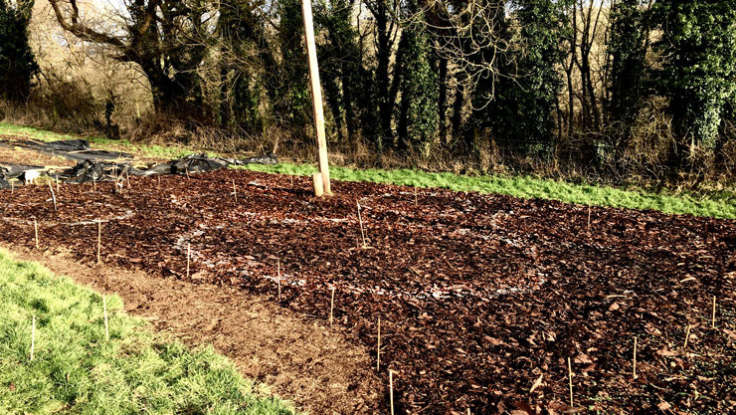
[276,0,311,130]
[396,25,439,152]
[606,0,648,152]
[652,0,736,154]
[315,0,375,143]
[490,0,571,155]
[0,0,38,103]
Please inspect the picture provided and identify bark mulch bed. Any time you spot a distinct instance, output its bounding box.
[1,169,735,414]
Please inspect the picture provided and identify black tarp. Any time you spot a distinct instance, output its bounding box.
[1,164,44,179]
[53,153,279,184]
[0,138,132,161]
[0,167,9,189]
[0,138,280,186]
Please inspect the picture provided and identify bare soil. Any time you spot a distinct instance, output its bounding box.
[1,169,735,414]
[1,244,381,414]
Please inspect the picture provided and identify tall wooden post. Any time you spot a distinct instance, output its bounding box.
[301,0,332,195]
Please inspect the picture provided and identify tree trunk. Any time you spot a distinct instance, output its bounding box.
[438,57,448,144]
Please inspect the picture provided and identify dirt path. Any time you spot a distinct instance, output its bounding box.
[1,244,381,414]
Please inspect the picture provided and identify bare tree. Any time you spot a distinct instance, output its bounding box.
[428,0,515,111]
[47,0,213,117]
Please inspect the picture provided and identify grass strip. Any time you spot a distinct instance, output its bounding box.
[0,249,296,415]
[238,163,736,219]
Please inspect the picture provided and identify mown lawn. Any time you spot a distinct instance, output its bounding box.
[2,121,735,219]
[0,249,295,415]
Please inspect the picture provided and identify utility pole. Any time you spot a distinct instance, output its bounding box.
[301,0,332,196]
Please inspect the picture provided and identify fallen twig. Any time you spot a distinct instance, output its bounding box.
[530,372,543,393]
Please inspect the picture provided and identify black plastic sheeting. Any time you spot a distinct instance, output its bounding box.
[1,163,44,179]
[0,138,132,161]
[0,167,9,190]
[1,153,279,186]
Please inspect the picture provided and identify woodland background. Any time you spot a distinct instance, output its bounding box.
[1,0,735,189]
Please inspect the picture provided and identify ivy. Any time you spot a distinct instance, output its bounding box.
[606,0,647,129]
[276,0,311,129]
[652,0,736,151]
[489,0,571,155]
[0,0,38,103]
[396,24,439,152]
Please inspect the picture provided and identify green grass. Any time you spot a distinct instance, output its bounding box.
[239,163,736,219]
[2,122,735,219]
[0,249,296,415]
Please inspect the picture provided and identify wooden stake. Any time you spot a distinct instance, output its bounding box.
[329,286,336,327]
[683,324,691,349]
[48,182,57,212]
[97,221,102,264]
[103,296,109,341]
[567,357,574,408]
[186,242,191,279]
[414,188,418,207]
[277,259,282,301]
[587,205,591,231]
[93,177,97,191]
[389,369,395,415]
[633,337,638,379]
[10,179,13,194]
[301,0,331,195]
[357,201,367,248]
[312,173,324,197]
[377,317,381,371]
[30,315,35,361]
[712,296,717,328]
[33,218,39,249]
